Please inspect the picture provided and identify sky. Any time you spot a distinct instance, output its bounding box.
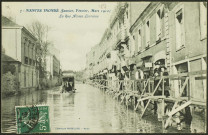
[2,2,117,71]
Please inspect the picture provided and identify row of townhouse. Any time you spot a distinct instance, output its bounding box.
[86,2,207,99]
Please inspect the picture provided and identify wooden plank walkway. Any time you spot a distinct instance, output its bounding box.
[89,70,206,130]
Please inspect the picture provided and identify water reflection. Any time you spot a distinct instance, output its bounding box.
[1,84,205,133]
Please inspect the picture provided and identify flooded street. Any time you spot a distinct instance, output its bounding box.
[1,83,200,133]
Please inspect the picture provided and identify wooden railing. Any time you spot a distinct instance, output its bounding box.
[88,70,206,129]
[90,70,206,104]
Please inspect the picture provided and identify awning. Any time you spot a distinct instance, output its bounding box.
[153,50,166,63]
[141,55,152,60]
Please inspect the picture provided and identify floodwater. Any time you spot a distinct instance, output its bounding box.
[1,83,206,133]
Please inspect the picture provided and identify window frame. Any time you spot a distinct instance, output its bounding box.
[138,26,142,52]
[145,20,150,47]
[174,4,185,51]
[156,5,164,41]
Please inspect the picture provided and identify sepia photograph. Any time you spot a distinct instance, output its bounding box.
[1,1,207,134]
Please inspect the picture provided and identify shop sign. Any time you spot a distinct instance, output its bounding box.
[145,62,152,67]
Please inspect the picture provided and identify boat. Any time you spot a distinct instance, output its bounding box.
[61,74,76,93]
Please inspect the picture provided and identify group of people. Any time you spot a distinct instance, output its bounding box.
[92,64,193,131]
[61,79,75,93]
[94,64,169,93]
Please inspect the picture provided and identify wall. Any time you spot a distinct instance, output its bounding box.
[53,56,60,76]
[20,64,37,89]
[46,54,53,77]
[169,2,207,64]
[48,45,60,61]
[2,28,22,62]
[129,2,150,26]
[130,2,167,68]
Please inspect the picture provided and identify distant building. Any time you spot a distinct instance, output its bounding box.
[45,44,61,86]
[53,55,60,76]
[86,45,98,78]
[2,16,41,90]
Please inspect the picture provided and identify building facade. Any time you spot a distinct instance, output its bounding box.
[86,2,207,98]
[166,2,207,100]
[2,16,41,90]
[45,44,61,86]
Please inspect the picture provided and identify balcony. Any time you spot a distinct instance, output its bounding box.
[109,2,127,28]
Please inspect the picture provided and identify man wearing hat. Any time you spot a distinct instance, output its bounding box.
[117,70,124,90]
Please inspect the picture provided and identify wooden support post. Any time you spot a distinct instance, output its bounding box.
[134,79,151,111]
[120,92,127,104]
[141,99,151,118]
[164,101,177,128]
[134,95,136,110]
[164,77,189,128]
[162,78,165,117]
[137,96,150,102]
[135,78,161,111]
[152,78,163,95]
[179,77,189,97]
[148,80,150,93]
[168,101,192,116]
[139,77,166,118]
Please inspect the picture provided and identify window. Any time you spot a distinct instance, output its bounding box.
[32,72,33,87]
[131,36,135,56]
[24,43,26,55]
[24,70,26,87]
[25,57,28,64]
[29,59,31,65]
[175,8,184,50]
[200,2,207,40]
[138,29,142,52]
[156,7,164,40]
[145,21,150,47]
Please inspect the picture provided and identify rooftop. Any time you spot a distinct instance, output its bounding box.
[2,16,21,27]
[1,53,20,63]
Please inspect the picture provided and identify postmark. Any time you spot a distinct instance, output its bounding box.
[15,105,50,134]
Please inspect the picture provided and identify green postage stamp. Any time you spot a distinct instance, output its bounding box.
[15,105,50,134]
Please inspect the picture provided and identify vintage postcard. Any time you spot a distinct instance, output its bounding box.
[1,1,207,134]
